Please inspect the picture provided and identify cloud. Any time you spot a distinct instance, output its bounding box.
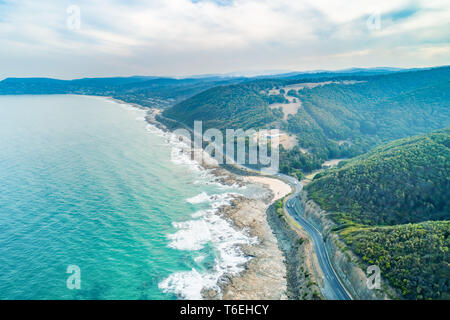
[0,0,449,78]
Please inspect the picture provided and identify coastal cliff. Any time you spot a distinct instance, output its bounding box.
[299,190,397,300]
[266,199,322,299]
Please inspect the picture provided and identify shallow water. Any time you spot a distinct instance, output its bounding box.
[0,95,266,299]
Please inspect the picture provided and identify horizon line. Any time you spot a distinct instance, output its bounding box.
[1,64,449,82]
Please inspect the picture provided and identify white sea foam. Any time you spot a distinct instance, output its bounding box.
[145,123,166,138]
[144,122,235,187]
[194,255,206,263]
[167,219,212,251]
[114,102,255,300]
[156,166,255,299]
[167,131,203,172]
[186,192,210,204]
[160,214,256,299]
[186,192,239,206]
[193,178,247,191]
[160,191,257,300]
[191,209,208,218]
[158,268,216,300]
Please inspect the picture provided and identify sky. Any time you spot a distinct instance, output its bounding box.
[0,0,449,79]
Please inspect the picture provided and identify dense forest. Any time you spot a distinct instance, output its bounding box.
[340,221,449,300]
[282,67,450,172]
[162,66,450,175]
[291,68,450,144]
[307,129,450,226]
[163,81,284,130]
[306,129,450,299]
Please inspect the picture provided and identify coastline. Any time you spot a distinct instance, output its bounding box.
[141,105,291,300]
[217,176,291,300]
[103,98,292,300]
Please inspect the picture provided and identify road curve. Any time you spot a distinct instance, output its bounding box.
[275,173,353,300]
[156,118,353,300]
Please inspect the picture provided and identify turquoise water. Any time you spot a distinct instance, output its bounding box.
[0,95,264,300]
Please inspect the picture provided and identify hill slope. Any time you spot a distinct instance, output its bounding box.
[340,221,449,300]
[306,128,450,226]
[162,81,284,130]
[305,129,450,299]
[163,67,450,174]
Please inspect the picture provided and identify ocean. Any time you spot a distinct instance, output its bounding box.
[0,95,266,299]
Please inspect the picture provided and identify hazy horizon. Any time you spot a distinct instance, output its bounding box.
[1,64,448,82]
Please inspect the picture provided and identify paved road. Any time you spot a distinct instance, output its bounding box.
[163,123,353,300]
[226,161,353,300]
[275,173,352,300]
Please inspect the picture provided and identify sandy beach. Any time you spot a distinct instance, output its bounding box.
[244,176,291,201]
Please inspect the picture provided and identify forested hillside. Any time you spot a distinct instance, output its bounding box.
[306,129,450,299]
[162,67,450,174]
[283,67,450,172]
[3,67,449,176]
[162,81,284,130]
[290,67,450,143]
[340,221,449,300]
[306,129,450,226]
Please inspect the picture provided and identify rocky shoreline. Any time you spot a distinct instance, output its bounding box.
[101,98,334,300]
[143,106,291,300]
[217,184,289,300]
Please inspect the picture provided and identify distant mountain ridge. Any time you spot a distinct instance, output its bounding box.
[3,66,448,176]
[0,75,247,108]
[0,66,412,108]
